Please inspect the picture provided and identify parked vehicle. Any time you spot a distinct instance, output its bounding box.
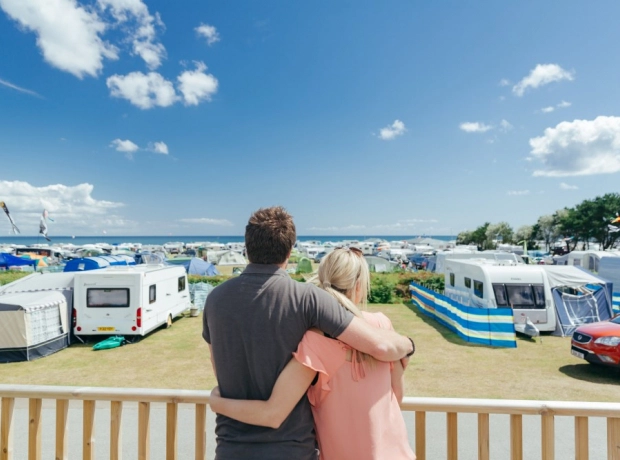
[571,316,620,367]
[442,259,613,335]
[72,265,190,337]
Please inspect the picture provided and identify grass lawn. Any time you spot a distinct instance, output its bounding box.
[0,302,618,402]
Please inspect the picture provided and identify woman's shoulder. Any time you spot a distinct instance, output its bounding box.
[361,311,394,330]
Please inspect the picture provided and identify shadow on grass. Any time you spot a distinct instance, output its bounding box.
[559,363,620,384]
[405,301,506,349]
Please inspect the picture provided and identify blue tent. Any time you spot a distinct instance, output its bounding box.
[64,255,136,272]
[0,253,37,269]
[183,258,219,276]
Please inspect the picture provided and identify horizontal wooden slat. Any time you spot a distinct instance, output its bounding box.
[0,385,619,418]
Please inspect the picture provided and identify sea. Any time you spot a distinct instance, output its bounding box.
[0,235,456,246]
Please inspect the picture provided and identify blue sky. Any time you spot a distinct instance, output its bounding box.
[1,0,620,237]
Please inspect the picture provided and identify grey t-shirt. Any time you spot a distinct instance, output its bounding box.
[203,264,354,460]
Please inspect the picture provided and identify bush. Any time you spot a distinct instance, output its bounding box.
[369,277,395,304]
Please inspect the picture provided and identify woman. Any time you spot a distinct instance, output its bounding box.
[209,247,415,460]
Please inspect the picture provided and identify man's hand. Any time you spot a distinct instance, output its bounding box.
[336,316,413,362]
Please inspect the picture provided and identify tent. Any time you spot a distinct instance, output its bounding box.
[542,266,614,337]
[597,257,620,313]
[296,257,313,274]
[217,251,247,266]
[0,253,37,270]
[0,291,69,362]
[64,255,136,272]
[183,258,219,276]
[189,282,215,311]
[364,255,398,273]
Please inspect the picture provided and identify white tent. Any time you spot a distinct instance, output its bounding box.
[216,251,247,266]
[0,291,69,362]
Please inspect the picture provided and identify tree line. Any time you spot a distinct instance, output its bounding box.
[456,193,620,252]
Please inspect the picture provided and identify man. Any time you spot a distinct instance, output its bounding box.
[203,206,414,459]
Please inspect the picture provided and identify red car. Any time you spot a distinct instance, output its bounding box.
[571,316,620,367]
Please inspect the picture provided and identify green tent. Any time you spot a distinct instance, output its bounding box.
[296,257,313,274]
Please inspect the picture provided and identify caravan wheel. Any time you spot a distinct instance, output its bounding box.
[166,314,173,329]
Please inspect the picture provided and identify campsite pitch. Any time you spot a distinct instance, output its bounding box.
[0,303,618,402]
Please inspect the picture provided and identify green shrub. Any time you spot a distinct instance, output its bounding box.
[369,277,395,304]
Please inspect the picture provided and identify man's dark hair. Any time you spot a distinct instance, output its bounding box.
[245,206,296,264]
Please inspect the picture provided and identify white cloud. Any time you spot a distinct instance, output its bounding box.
[149,141,168,154]
[0,77,42,97]
[0,0,118,78]
[560,182,578,190]
[177,61,218,105]
[500,119,513,132]
[378,120,406,140]
[110,138,139,159]
[507,190,530,196]
[459,122,492,133]
[179,218,233,226]
[107,71,178,109]
[530,116,620,177]
[97,0,166,69]
[110,138,139,152]
[0,180,129,234]
[195,23,220,46]
[542,101,572,113]
[512,64,574,97]
[499,79,511,87]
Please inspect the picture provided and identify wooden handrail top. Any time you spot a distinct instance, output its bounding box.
[400,397,620,418]
[1,384,619,418]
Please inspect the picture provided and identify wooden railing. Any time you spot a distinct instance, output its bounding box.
[0,384,619,459]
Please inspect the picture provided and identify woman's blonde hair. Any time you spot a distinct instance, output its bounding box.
[317,247,374,366]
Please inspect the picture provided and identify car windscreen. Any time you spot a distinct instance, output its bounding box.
[87,288,130,308]
[612,315,620,325]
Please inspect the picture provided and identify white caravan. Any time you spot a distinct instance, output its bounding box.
[443,259,556,331]
[72,265,190,337]
[435,251,522,274]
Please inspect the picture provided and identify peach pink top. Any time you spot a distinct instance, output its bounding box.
[293,312,415,460]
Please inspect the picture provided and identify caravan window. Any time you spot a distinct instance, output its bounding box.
[149,285,156,304]
[473,281,483,298]
[464,277,471,289]
[493,284,508,306]
[505,284,534,307]
[87,288,129,308]
[533,285,546,307]
[449,273,455,287]
[178,276,186,292]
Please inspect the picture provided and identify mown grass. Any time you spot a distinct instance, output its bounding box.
[1,300,618,402]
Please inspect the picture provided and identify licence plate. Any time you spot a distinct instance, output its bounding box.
[98,327,115,332]
[571,349,585,359]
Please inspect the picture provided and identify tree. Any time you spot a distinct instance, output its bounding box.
[578,193,620,249]
[554,208,579,251]
[535,215,557,252]
[471,222,490,250]
[515,225,533,243]
[485,222,514,249]
[456,230,473,245]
